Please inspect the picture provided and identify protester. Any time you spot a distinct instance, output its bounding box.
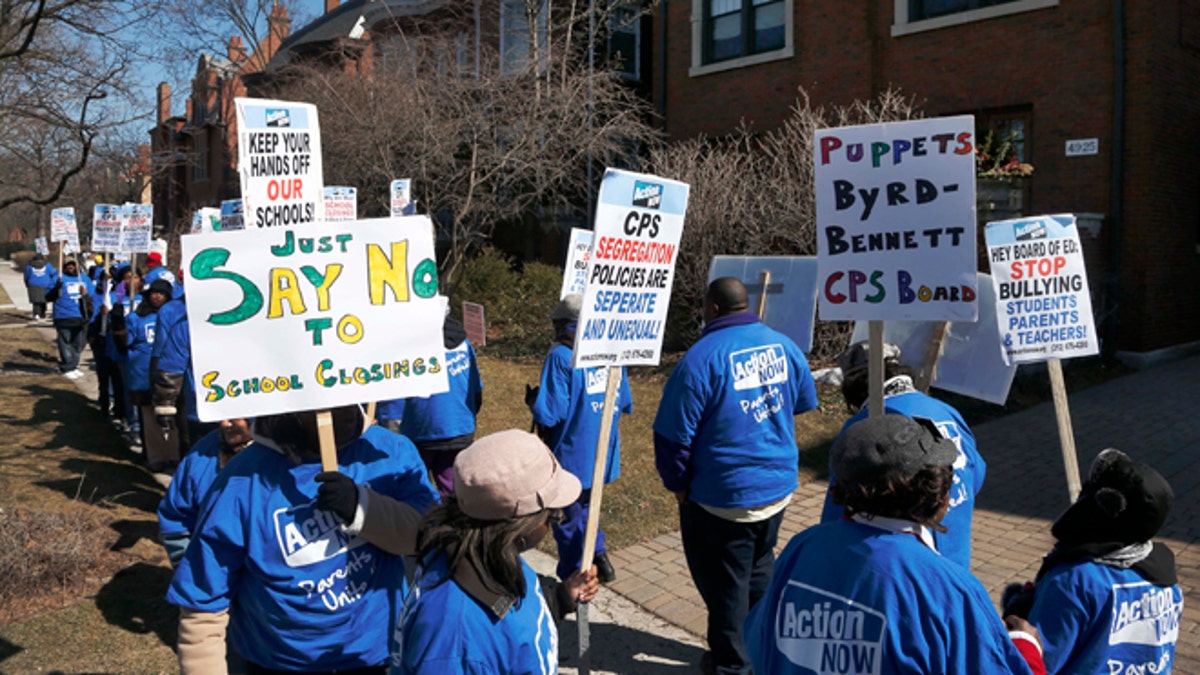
[377,313,483,499]
[744,414,1046,674]
[88,254,105,284]
[109,268,142,437]
[152,277,213,452]
[144,251,175,288]
[48,258,95,379]
[88,265,126,422]
[23,252,57,321]
[653,277,818,675]
[157,418,252,567]
[1001,449,1181,675]
[119,279,178,469]
[528,293,632,583]
[396,429,599,674]
[168,405,438,674]
[820,341,986,568]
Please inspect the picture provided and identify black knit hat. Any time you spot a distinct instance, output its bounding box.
[832,413,958,484]
[1052,448,1173,546]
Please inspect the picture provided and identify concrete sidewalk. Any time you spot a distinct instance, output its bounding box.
[605,354,1200,672]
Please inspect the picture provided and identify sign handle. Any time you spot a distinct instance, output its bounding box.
[868,321,885,419]
[1047,359,1082,501]
[914,321,951,393]
[577,364,621,674]
[316,409,339,473]
[755,270,771,318]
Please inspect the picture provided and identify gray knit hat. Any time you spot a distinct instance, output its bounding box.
[832,413,958,483]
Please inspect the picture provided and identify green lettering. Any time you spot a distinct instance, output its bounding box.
[413,258,438,298]
[190,248,263,325]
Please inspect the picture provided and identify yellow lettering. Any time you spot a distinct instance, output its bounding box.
[310,264,342,312]
[267,268,307,318]
[337,314,364,344]
[367,242,408,305]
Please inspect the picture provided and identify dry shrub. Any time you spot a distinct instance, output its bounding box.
[0,507,115,621]
[648,88,922,361]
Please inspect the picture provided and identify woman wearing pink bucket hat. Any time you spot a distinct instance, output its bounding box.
[395,429,600,674]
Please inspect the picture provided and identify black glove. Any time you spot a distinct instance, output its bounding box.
[1000,581,1036,619]
[316,471,359,525]
[110,302,126,332]
[525,384,539,408]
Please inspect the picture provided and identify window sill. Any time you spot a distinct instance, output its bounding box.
[891,0,1059,37]
[689,45,793,78]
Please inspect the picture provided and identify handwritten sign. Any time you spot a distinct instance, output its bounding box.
[192,208,221,234]
[985,214,1098,364]
[573,169,689,368]
[92,204,124,253]
[815,116,978,322]
[561,228,594,298]
[236,97,324,228]
[120,204,153,253]
[462,301,486,347]
[181,216,449,421]
[390,179,412,217]
[220,199,245,232]
[324,186,357,222]
[50,208,74,243]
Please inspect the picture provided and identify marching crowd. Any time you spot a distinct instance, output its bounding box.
[22,252,1183,674]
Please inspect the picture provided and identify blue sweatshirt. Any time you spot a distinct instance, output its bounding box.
[744,518,1035,674]
[124,308,158,392]
[531,343,632,489]
[1029,559,1182,675]
[168,426,438,672]
[379,340,483,444]
[395,553,558,674]
[821,389,986,569]
[653,313,818,509]
[24,261,57,288]
[51,272,95,321]
[157,430,223,566]
[154,299,197,420]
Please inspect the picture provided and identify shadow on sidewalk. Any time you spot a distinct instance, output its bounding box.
[94,562,179,649]
[557,619,705,674]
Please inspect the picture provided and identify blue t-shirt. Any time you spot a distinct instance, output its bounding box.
[744,518,1034,674]
[168,426,439,672]
[531,344,632,489]
[24,262,57,288]
[152,298,186,361]
[124,309,158,391]
[1029,559,1183,675]
[395,553,558,674]
[51,273,95,320]
[158,430,222,538]
[379,340,483,442]
[821,390,986,569]
[653,319,818,509]
[154,299,197,420]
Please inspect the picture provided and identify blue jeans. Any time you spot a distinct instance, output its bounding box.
[54,322,86,372]
[552,487,607,580]
[680,499,783,675]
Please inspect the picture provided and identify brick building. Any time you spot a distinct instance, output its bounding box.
[653,0,1200,354]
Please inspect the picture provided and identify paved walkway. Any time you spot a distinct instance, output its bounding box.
[606,355,1200,671]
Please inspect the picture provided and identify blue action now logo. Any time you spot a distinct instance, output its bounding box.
[1013,220,1047,241]
[773,582,886,674]
[632,181,663,209]
[265,108,292,128]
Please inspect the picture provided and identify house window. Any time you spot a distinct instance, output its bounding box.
[893,0,1058,36]
[908,0,1020,21]
[608,5,640,81]
[704,0,785,64]
[500,0,547,76]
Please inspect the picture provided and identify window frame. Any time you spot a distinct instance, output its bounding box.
[499,0,548,77]
[892,0,1058,37]
[690,0,793,77]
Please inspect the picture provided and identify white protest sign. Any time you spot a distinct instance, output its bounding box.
[120,204,153,253]
[708,256,820,354]
[114,250,131,263]
[50,208,74,242]
[324,186,357,222]
[35,237,49,256]
[573,169,689,368]
[462,301,486,347]
[182,216,449,421]
[816,116,978,322]
[236,97,324,228]
[151,238,168,260]
[220,200,245,231]
[851,272,1017,405]
[64,225,81,254]
[192,208,221,234]
[390,179,412,217]
[561,228,594,298]
[985,214,1098,364]
[92,204,123,253]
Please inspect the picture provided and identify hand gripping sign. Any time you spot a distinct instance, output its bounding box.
[236,97,325,228]
[181,216,449,423]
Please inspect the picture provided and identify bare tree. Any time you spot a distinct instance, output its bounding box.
[149,0,310,82]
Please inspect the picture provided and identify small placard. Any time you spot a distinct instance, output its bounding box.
[462,301,486,347]
[1065,138,1099,156]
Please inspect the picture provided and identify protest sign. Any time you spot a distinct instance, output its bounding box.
[114,251,131,263]
[192,208,221,234]
[815,116,978,322]
[220,200,246,231]
[64,227,81,254]
[850,273,1017,405]
[462,301,486,347]
[50,208,74,242]
[985,214,1098,365]
[572,169,689,368]
[182,216,449,421]
[120,204,153,254]
[708,256,820,354]
[236,97,324,228]
[35,237,48,256]
[92,204,124,253]
[561,228,595,298]
[324,186,357,222]
[390,179,412,217]
[151,238,168,260]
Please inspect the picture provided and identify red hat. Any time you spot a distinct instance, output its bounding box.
[146,251,163,266]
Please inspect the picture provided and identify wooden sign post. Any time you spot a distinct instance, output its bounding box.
[1047,359,1082,501]
[868,321,885,419]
